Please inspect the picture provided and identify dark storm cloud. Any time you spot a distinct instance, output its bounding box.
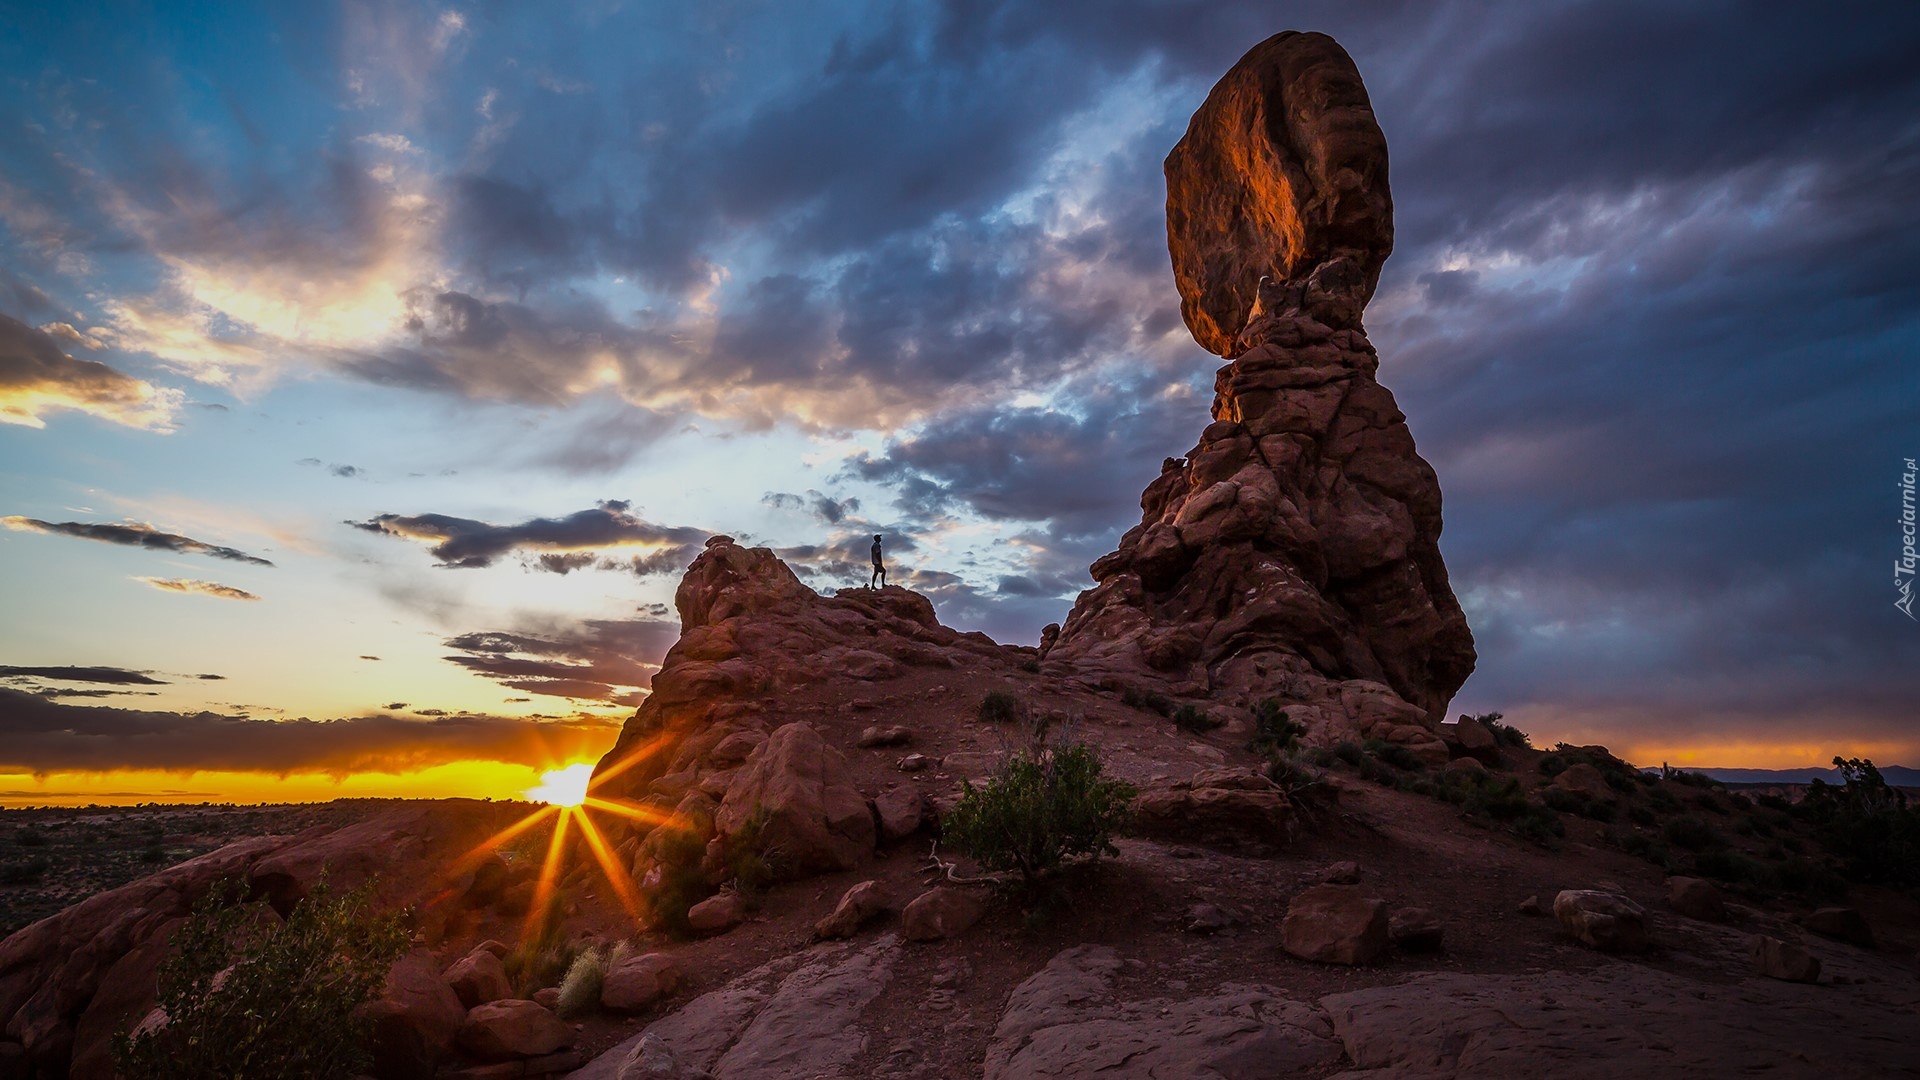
[442,617,678,704]
[763,490,862,526]
[0,665,167,685]
[0,687,621,776]
[350,499,705,571]
[3,515,274,565]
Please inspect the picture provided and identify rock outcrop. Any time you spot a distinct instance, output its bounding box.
[1048,30,1473,746]
[592,537,1010,804]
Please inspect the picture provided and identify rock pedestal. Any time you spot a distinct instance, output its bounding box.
[1048,31,1473,747]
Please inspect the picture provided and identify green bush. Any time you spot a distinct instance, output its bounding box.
[504,923,578,996]
[1798,757,1920,884]
[1171,704,1219,734]
[1661,815,1720,852]
[1362,739,1425,772]
[1542,786,1617,822]
[112,876,408,1080]
[644,823,717,940]
[1627,805,1658,828]
[1332,740,1364,766]
[945,742,1136,893]
[719,809,782,901]
[12,825,47,848]
[1466,712,1529,749]
[1118,685,1173,717]
[978,690,1022,724]
[1249,700,1306,756]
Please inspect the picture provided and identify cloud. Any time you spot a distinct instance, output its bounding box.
[0,665,168,685]
[3,516,274,565]
[134,577,261,601]
[0,313,182,430]
[0,687,621,777]
[442,617,678,703]
[350,499,706,571]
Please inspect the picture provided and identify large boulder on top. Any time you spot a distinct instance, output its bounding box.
[1047,32,1472,743]
[714,722,875,878]
[1165,31,1393,358]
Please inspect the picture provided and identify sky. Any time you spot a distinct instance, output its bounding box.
[1,0,1916,805]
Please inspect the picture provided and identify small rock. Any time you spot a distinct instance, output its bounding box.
[1554,890,1648,954]
[616,1033,693,1080]
[898,753,932,773]
[1751,935,1821,983]
[857,725,912,748]
[1183,903,1235,935]
[902,886,989,942]
[1388,906,1444,952]
[1518,895,1544,916]
[1281,884,1388,965]
[874,787,925,841]
[1553,762,1612,800]
[816,880,890,940]
[708,730,766,767]
[601,953,679,1012]
[1804,907,1874,949]
[1666,877,1725,923]
[687,892,747,934]
[444,946,514,1008]
[1318,860,1362,884]
[533,987,561,1009]
[457,1000,571,1061]
[1443,756,1486,777]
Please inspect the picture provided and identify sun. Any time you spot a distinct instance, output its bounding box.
[525,762,594,806]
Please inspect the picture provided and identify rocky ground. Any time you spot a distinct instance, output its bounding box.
[0,801,392,938]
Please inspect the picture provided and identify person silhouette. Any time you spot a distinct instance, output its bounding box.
[870,534,886,588]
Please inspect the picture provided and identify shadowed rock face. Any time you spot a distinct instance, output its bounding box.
[1050,31,1473,740]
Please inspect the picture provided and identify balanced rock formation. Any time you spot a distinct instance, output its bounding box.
[1048,31,1474,748]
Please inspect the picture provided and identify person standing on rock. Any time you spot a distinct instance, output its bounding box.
[870,534,886,588]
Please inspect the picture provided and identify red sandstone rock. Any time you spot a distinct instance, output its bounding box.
[457,999,571,1061]
[1282,885,1388,965]
[902,887,988,942]
[1048,32,1472,745]
[713,722,874,878]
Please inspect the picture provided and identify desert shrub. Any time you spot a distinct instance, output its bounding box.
[112,875,407,1080]
[645,823,717,940]
[505,923,578,995]
[719,809,782,901]
[1665,768,1722,790]
[1467,712,1529,749]
[1019,657,1041,674]
[555,941,633,1019]
[1265,754,1333,807]
[1332,741,1364,767]
[1661,815,1720,852]
[945,742,1135,893]
[1646,786,1681,813]
[1606,827,1676,871]
[1249,700,1306,757]
[1118,685,1173,717]
[12,825,47,847]
[1302,746,1337,768]
[1757,793,1794,813]
[1362,739,1425,772]
[1171,704,1219,734]
[0,857,50,885]
[1542,786,1617,822]
[140,844,166,863]
[1692,792,1729,816]
[1511,808,1566,845]
[1356,755,1400,786]
[1627,805,1659,828]
[1694,849,1767,886]
[1798,757,1920,884]
[978,690,1022,725]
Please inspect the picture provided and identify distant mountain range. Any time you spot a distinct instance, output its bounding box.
[1682,765,1920,788]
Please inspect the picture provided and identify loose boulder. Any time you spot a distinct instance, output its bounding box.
[1751,935,1821,983]
[1281,884,1388,965]
[687,892,747,934]
[602,953,680,1013]
[363,949,467,1080]
[874,787,925,842]
[1803,907,1874,949]
[1388,906,1443,952]
[902,887,989,942]
[457,999,571,1061]
[816,880,890,940]
[1554,890,1648,954]
[444,946,513,1008]
[1132,768,1290,850]
[1666,877,1725,923]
